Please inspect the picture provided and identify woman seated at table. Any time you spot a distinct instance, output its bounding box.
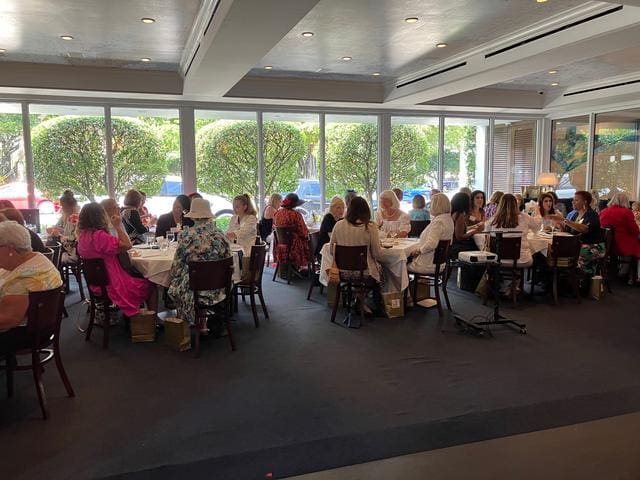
[120,189,149,245]
[450,192,483,259]
[316,196,345,256]
[534,193,563,231]
[0,221,63,355]
[549,191,567,217]
[375,190,410,238]
[329,196,383,315]
[77,203,157,318]
[484,191,503,219]
[0,208,47,253]
[155,194,194,240]
[226,193,258,255]
[259,193,282,242]
[469,190,486,226]
[409,193,454,274]
[273,193,311,272]
[600,193,640,278]
[409,194,430,221]
[48,190,80,266]
[168,198,231,327]
[484,194,539,266]
[551,190,603,275]
[137,191,156,226]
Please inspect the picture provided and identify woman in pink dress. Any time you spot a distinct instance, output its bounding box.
[77,202,157,317]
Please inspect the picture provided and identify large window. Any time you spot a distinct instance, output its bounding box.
[593,110,639,197]
[0,103,30,207]
[551,116,589,198]
[325,114,378,206]
[263,112,320,218]
[391,116,439,211]
[492,120,537,195]
[444,118,488,195]
[111,107,180,217]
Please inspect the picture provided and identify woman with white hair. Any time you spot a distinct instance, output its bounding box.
[316,196,345,256]
[600,192,640,260]
[409,193,455,274]
[0,221,62,353]
[375,189,411,238]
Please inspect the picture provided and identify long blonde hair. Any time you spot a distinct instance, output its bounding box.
[234,193,257,216]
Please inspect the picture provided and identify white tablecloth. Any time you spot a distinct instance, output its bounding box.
[319,238,418,293]
[473,231,570,257]
[130,245,241,287]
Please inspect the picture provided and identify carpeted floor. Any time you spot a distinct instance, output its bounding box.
[2,270,640,480]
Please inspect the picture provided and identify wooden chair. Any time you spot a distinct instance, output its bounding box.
[407,240,451,317]
[0,288,74,419]
[330,245,370,328]
[233,244,269,328]
[41,247,54,263]
[188,257,235,357]
[306,231,324,300]
[61,255,85,302]
[600,227,621,290]
[409,220,430,238]
[48,242,63,271]
[488,233,525,305]
[82,258,120,349]
[546,234,582,304]
[272,226,296,284]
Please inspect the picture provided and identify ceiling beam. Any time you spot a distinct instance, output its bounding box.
[183,0,321,97]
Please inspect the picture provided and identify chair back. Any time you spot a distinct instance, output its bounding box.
[274,227,295,250]
[247,243,268,284]
[19,208,41,233]
[409,220,430,238]
[308,231,320,260]
[42,247,55,264]
[549,234,581,268]
[433,239,450,267]
[602,227,614,258]
[26,288,65,349]
[489,232,522,262]
[334,245,368,272]
[82,258,110,298]
[188,257,234,292]
[48,241,63,269]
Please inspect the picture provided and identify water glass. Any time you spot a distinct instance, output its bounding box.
[166,231,175,243]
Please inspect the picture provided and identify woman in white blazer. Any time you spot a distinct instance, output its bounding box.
[409,193,455,274]
[226,193,258,255]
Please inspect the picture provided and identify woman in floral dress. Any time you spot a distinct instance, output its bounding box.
[273,193,311,271]
[168,198,232,326]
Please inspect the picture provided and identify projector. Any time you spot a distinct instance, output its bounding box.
[458,251,498,263]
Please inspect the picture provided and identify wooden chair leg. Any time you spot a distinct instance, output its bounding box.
[75,267,85,302]
[552,269,559,305]
[102,309,110,349]
[433,280,444,317]
[272,263,279,282]
[85,302,96,341]
[32,352,49,420]
[306,279,314,300]
[225,306,236,351]
[441,275,452,311]
[286,260,292,285]
[330,285,341,323]
[573,270,581,304]
[249,291,259,328]
[194,315,201,358]
[257,289,269,318]
[53,336,75,397]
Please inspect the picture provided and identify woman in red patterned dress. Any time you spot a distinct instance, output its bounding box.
[273,193,311,271]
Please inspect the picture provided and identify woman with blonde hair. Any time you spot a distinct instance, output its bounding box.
[226,193,258,255]
[375,189,410,238]
[410,193,454,274]
[317,196,345,255]
[259,193,282,241]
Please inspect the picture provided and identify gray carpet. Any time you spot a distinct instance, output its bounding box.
[2,271,640,480]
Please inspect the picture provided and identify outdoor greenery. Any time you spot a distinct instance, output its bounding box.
[551,126,588,189]
[32,116,166,201]
[0,114,23,185]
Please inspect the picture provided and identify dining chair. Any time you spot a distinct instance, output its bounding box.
[546,234,582,304]
[188,257,235,357]
[82,258,120,349]
[409,220,430,238]
[407,239,451,317]
[233,244,269,328]
[330,245,370,328]
[488,233,526,306]
[306,231,324,300]
[598,227,617,291]
[272,226,296,284]
[0,287,74,419]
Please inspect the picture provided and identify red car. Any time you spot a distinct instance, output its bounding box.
[0,182,57,213]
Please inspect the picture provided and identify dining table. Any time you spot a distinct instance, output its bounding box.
[129,244,242,288]
[473,231,573,257]
[319,237,419,294]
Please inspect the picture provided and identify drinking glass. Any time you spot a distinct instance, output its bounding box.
[159,238,169,254]
[166,231,175,243]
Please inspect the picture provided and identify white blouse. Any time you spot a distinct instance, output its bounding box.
[329,220,383,281]
[227,214,258,255]
[483,213,539,265]
[375,210,411,237]
[409,214,455,274]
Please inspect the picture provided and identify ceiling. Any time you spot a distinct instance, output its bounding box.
[2,0,640,117]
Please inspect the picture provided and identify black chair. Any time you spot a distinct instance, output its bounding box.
[188,257,235,357]
[41,247,54,263]
[18,208,41,233]
[233,244,269,328]
[600,227,619,290]
[48,242,63,271]
[409,220,430,238]
[272,226,296,284]
[407,240,451,317]
[330,245,370,328]
[546,234,582,304]
[488,233,525,305]
[0,288,74,419]
[82,258,120,349]
[306,231,325,300]
[61,254,85,302]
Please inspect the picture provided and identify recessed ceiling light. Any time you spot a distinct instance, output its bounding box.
[436,43,448,48]
[537,0,548,3]
[140,57,151,62]
[341,56,352,61]
[0,48,6,53]
[301,31,314,37]
[372,72,381,76]
[548,69,558,74]
[60,35,74,41]
[405,17,419,23]
[550,82,559,86]
[264,65,273,70]
[141,17,156,24]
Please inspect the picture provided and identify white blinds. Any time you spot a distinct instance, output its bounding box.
[491,122,535,194]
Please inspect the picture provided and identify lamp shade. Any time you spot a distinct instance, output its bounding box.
[537,172,559,186]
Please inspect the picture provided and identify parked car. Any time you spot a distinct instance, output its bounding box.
[0,182,57,213]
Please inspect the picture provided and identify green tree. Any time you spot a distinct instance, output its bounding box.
[0,114,23,184]
[139,117,181,175]
[551,127,588,187]
[196,120,303,201]
[390,124,436,190]
[32,116,166,201]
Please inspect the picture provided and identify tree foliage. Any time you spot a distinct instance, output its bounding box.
[0,114,23,184]
[32,116,166,201]
[196,120,304,201]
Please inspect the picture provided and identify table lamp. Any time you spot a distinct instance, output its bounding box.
[537,172,559,193]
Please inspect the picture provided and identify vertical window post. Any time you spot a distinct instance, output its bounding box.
[21,102,35,208]
[257,112,265,214]
[180,107,196,195]
[319,113,326,211]
[378,113,391,200]
[104,106,115,198]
